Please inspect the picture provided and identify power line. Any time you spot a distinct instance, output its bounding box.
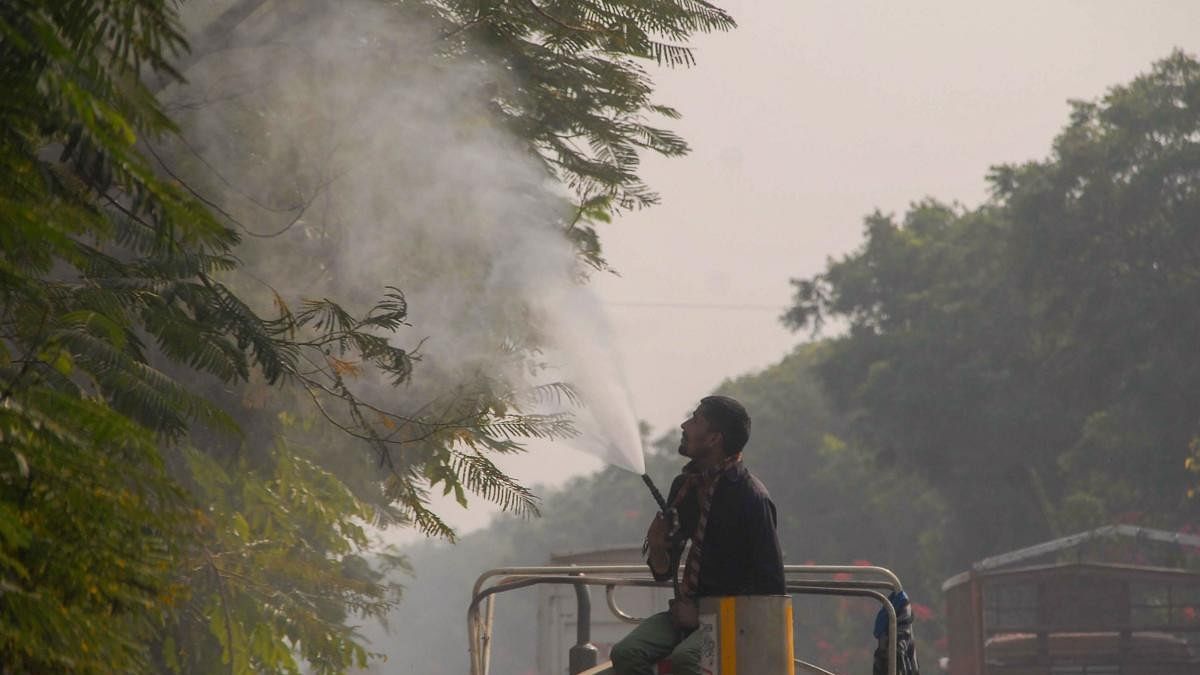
[604,301,784,311]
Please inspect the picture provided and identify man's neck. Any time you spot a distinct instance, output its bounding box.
[691,453,723,472]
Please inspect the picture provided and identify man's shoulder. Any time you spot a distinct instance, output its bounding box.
[748,472,772,496]
[721,465,773,500]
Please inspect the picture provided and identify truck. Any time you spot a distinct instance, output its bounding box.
[467,547,909,675]
[941,525,1200,675]
[466,525,1200,675]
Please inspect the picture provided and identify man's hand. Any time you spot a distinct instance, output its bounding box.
[645,512,671,576]
[669,597,699,631]
[647,512,669,548]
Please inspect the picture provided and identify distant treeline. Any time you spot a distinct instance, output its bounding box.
[785,50,1200,569]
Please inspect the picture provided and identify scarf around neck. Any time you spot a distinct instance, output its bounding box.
[673,452,742,599]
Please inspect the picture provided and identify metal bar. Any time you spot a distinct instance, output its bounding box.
[787,586,896,675]
[468,594,482,675]
[600,578,894,626]
[572,575,592,646]
[482,594,494,675]
[471,566,646,607]
[471,564,901,604]
[784,565,902,590]
[795,659,839,675]
[780,579,897,591]
[469,578,552,675]
[605,584,646,624]
[570,574,598,674]
[485,572,895,588]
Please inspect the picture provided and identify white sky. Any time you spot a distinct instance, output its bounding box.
[421,0,1200,537]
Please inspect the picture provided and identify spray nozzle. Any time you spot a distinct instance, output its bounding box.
[641,473,669,513]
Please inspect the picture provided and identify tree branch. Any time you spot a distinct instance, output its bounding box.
[521,0,607,34]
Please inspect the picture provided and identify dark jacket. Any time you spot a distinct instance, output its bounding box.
[652,462,786,597]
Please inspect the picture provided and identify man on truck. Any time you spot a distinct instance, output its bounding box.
[610,395,786,675]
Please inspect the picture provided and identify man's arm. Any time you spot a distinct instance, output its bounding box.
[645,512,673,578]
[748,496,786,594]
[645,475,686,581]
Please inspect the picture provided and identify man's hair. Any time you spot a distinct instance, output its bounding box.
[698,395,751,455]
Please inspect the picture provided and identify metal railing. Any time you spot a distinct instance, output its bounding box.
[467,564,902,675]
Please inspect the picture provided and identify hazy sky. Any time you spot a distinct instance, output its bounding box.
[430,0,1200,535]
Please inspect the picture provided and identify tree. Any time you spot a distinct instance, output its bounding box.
[992,51,1200,530]
[2,1,240,669]
[786,202,1056,566]
[786,51,1200,568]
[432,0,734,206]
[1,0,736,671]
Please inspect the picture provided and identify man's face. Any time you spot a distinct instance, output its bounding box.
[678,407,722,462]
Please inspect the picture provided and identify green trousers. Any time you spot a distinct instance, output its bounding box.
[609,611,704,675]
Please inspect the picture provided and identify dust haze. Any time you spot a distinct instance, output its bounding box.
[165,0,643,489]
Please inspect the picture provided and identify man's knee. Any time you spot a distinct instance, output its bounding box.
[669,648,700,675]
[667,630,704,675]
[610,635,647,673]
[611,612,678,675]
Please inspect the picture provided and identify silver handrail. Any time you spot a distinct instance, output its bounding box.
[470,564,900,604]
[482,594,494,675]
[784,564,902,590]
[603,578,897,624]
[795,658,839,675]
[605,584,647,624]
[787,585,896,675]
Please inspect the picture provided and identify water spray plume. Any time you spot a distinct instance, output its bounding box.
[538,289,671,514]
[538,289,674,513]
[169,0,662,522]
[542,287,645,475]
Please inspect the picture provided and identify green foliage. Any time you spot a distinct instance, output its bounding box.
[158,434,406,675]
[0,389,186,673]
[786,51,1200,567]
[2,0,731,671]
[1,0,237,670]
[432,0,736,249]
